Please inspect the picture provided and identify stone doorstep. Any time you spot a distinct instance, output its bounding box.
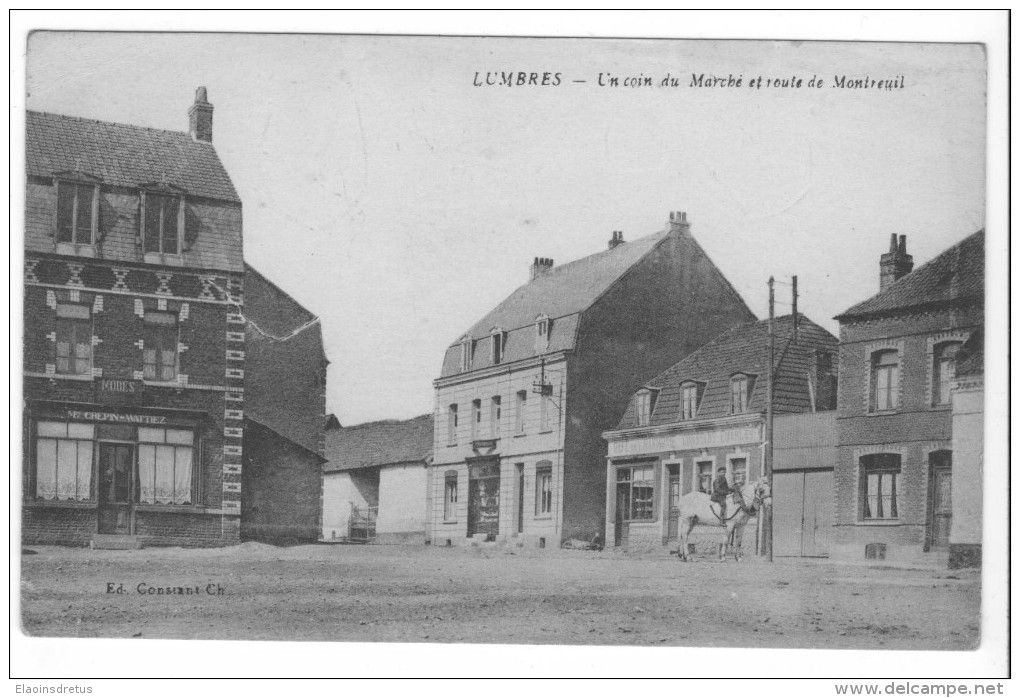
[90,534,143,550]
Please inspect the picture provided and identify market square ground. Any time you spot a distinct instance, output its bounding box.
[20,543,979,649]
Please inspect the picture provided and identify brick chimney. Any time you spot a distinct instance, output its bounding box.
[530,257,554,281]
[608,230,625,250]
[669,210,690,235]
[188,86,214,143]
[879,234,913,291]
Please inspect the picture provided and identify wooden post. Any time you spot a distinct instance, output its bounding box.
[763,276,775,562]
[792,275,798,343]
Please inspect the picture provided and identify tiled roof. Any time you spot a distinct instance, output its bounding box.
[614,314,838,429]
[323,414,434,473]
[836,230,984,321]
[26,110,239,202]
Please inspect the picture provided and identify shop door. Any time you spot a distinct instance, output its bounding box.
[614,482,629,547]
[467,461,500,540]
[666,467,681,540]
[98,443,134,535]
[926,453,953,550]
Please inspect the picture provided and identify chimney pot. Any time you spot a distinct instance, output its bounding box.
[669,210,691,234]
[898,234,908,254]
[879,233,914,291]
[608,230,625,250]
[188,86,214,143]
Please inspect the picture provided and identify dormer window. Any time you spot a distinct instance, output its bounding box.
[635,388,658,427]
[140,183,186,256]
[535,314,551,353]
[730,374,754,414]
[459,336,474,372]
[680,381,703,420]
[491,328,505,365]
[56,181,98,245]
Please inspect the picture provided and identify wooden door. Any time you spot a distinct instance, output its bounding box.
[802,470,833,557]
[614,483,629,547]
[666,467,681,540]
[927,454,953,550]
[97,443,134,535]
[772,471,804,557]
[467,461,500,540]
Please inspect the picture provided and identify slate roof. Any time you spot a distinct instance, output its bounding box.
[26,110,239,202]
[323,414,434,473]
[440,229,675,377]
[613,314,838,430]
[836,230,984,321]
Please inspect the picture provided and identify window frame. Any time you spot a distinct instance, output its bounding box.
[616,463,656,522]
[490,396,501,439]
[680,381,701,421]
[136,427,196,506]
[535,314,550,353]
[635,390,652,426]
[535,462,553,516]
[932,341,963,406]
[515,390,527,435]
[729,373,752,414]
[55,180,99,247]
[471,399,482,441]
[33,421,96,502]
[491,328,505,365]
[859,453,901,521]
[55,303,93,376]
[443,471,459,522]
[142,310,180,382]
[459,336,473,372]
[696,459,714,493]
[869,349,900,412]
[140,188,186,256]
[447,404,458,445]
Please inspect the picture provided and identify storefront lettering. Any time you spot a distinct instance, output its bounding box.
[66,410,167,425]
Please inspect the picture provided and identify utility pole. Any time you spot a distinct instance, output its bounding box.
[763,276,775,562]
[791,275,799,343]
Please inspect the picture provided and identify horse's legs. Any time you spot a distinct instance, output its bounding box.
[731,523,744,562]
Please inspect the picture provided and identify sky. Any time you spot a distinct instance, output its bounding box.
[23,30,987,426]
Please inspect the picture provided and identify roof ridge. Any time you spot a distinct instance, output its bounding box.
[542,227,669,277]
[245,263,319,325]
[27,109,191,139]
[341,414,434,430]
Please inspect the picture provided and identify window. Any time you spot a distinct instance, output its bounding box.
[933,342,962,405]
[535,315,550,352]
[730,457,748,487]
[730,374,751,414]
[137,427,194,505]
[56,182,97,244]
[616,464,654,520]
[870,350,899,411]
[142,311,178,381]
[540,391,553,432]
[444,471,458,521]
[55,303,92,375]
[34,421,94,501]
[680,382,699,420]
[697,460,713,493]
[490,396,501,438]
[471,399,482,440]
[459,336,473,372]
[635,390,652,426]
[535,464,553,515]
[860,454,900,520]
[143,192,182,254]
[515,391,527,434]
[491,329,505,365]
[447,404,458,444]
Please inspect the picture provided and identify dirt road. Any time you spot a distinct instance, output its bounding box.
[19,542,980,649]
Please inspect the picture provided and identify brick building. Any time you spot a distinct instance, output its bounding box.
[603,314,837,553]
[241,265,328,544]
[322,414,433,544]
[430,212,757,547]
[21,89,327,548]
[22,90,247,547]
[832,231,984,566]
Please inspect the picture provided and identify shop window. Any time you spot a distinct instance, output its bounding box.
[515,390,527,434]
[860,453,900,520]
[56,182,97,245]
[490,396,501,438]
[933,342,962,405]
[34,421,95,501]
[137,427,194,505]
[444,471,458,521]
[447,404,458,445]
[143,310,178,381]
[535,463,553,515]
[142,192,183,254]
[870,349,900,411]
[55,303,92,375]
[616,464,655,521]
[697,460,713,493]
[730,457,748,487]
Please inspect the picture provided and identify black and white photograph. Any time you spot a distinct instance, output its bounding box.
[10,11,1008,684]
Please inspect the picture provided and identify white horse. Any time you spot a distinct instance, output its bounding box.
[675,477,772,562]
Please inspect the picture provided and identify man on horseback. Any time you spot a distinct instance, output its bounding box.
[710,466,732,519]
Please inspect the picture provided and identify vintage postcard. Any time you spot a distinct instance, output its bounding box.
[12,16,1007,681]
